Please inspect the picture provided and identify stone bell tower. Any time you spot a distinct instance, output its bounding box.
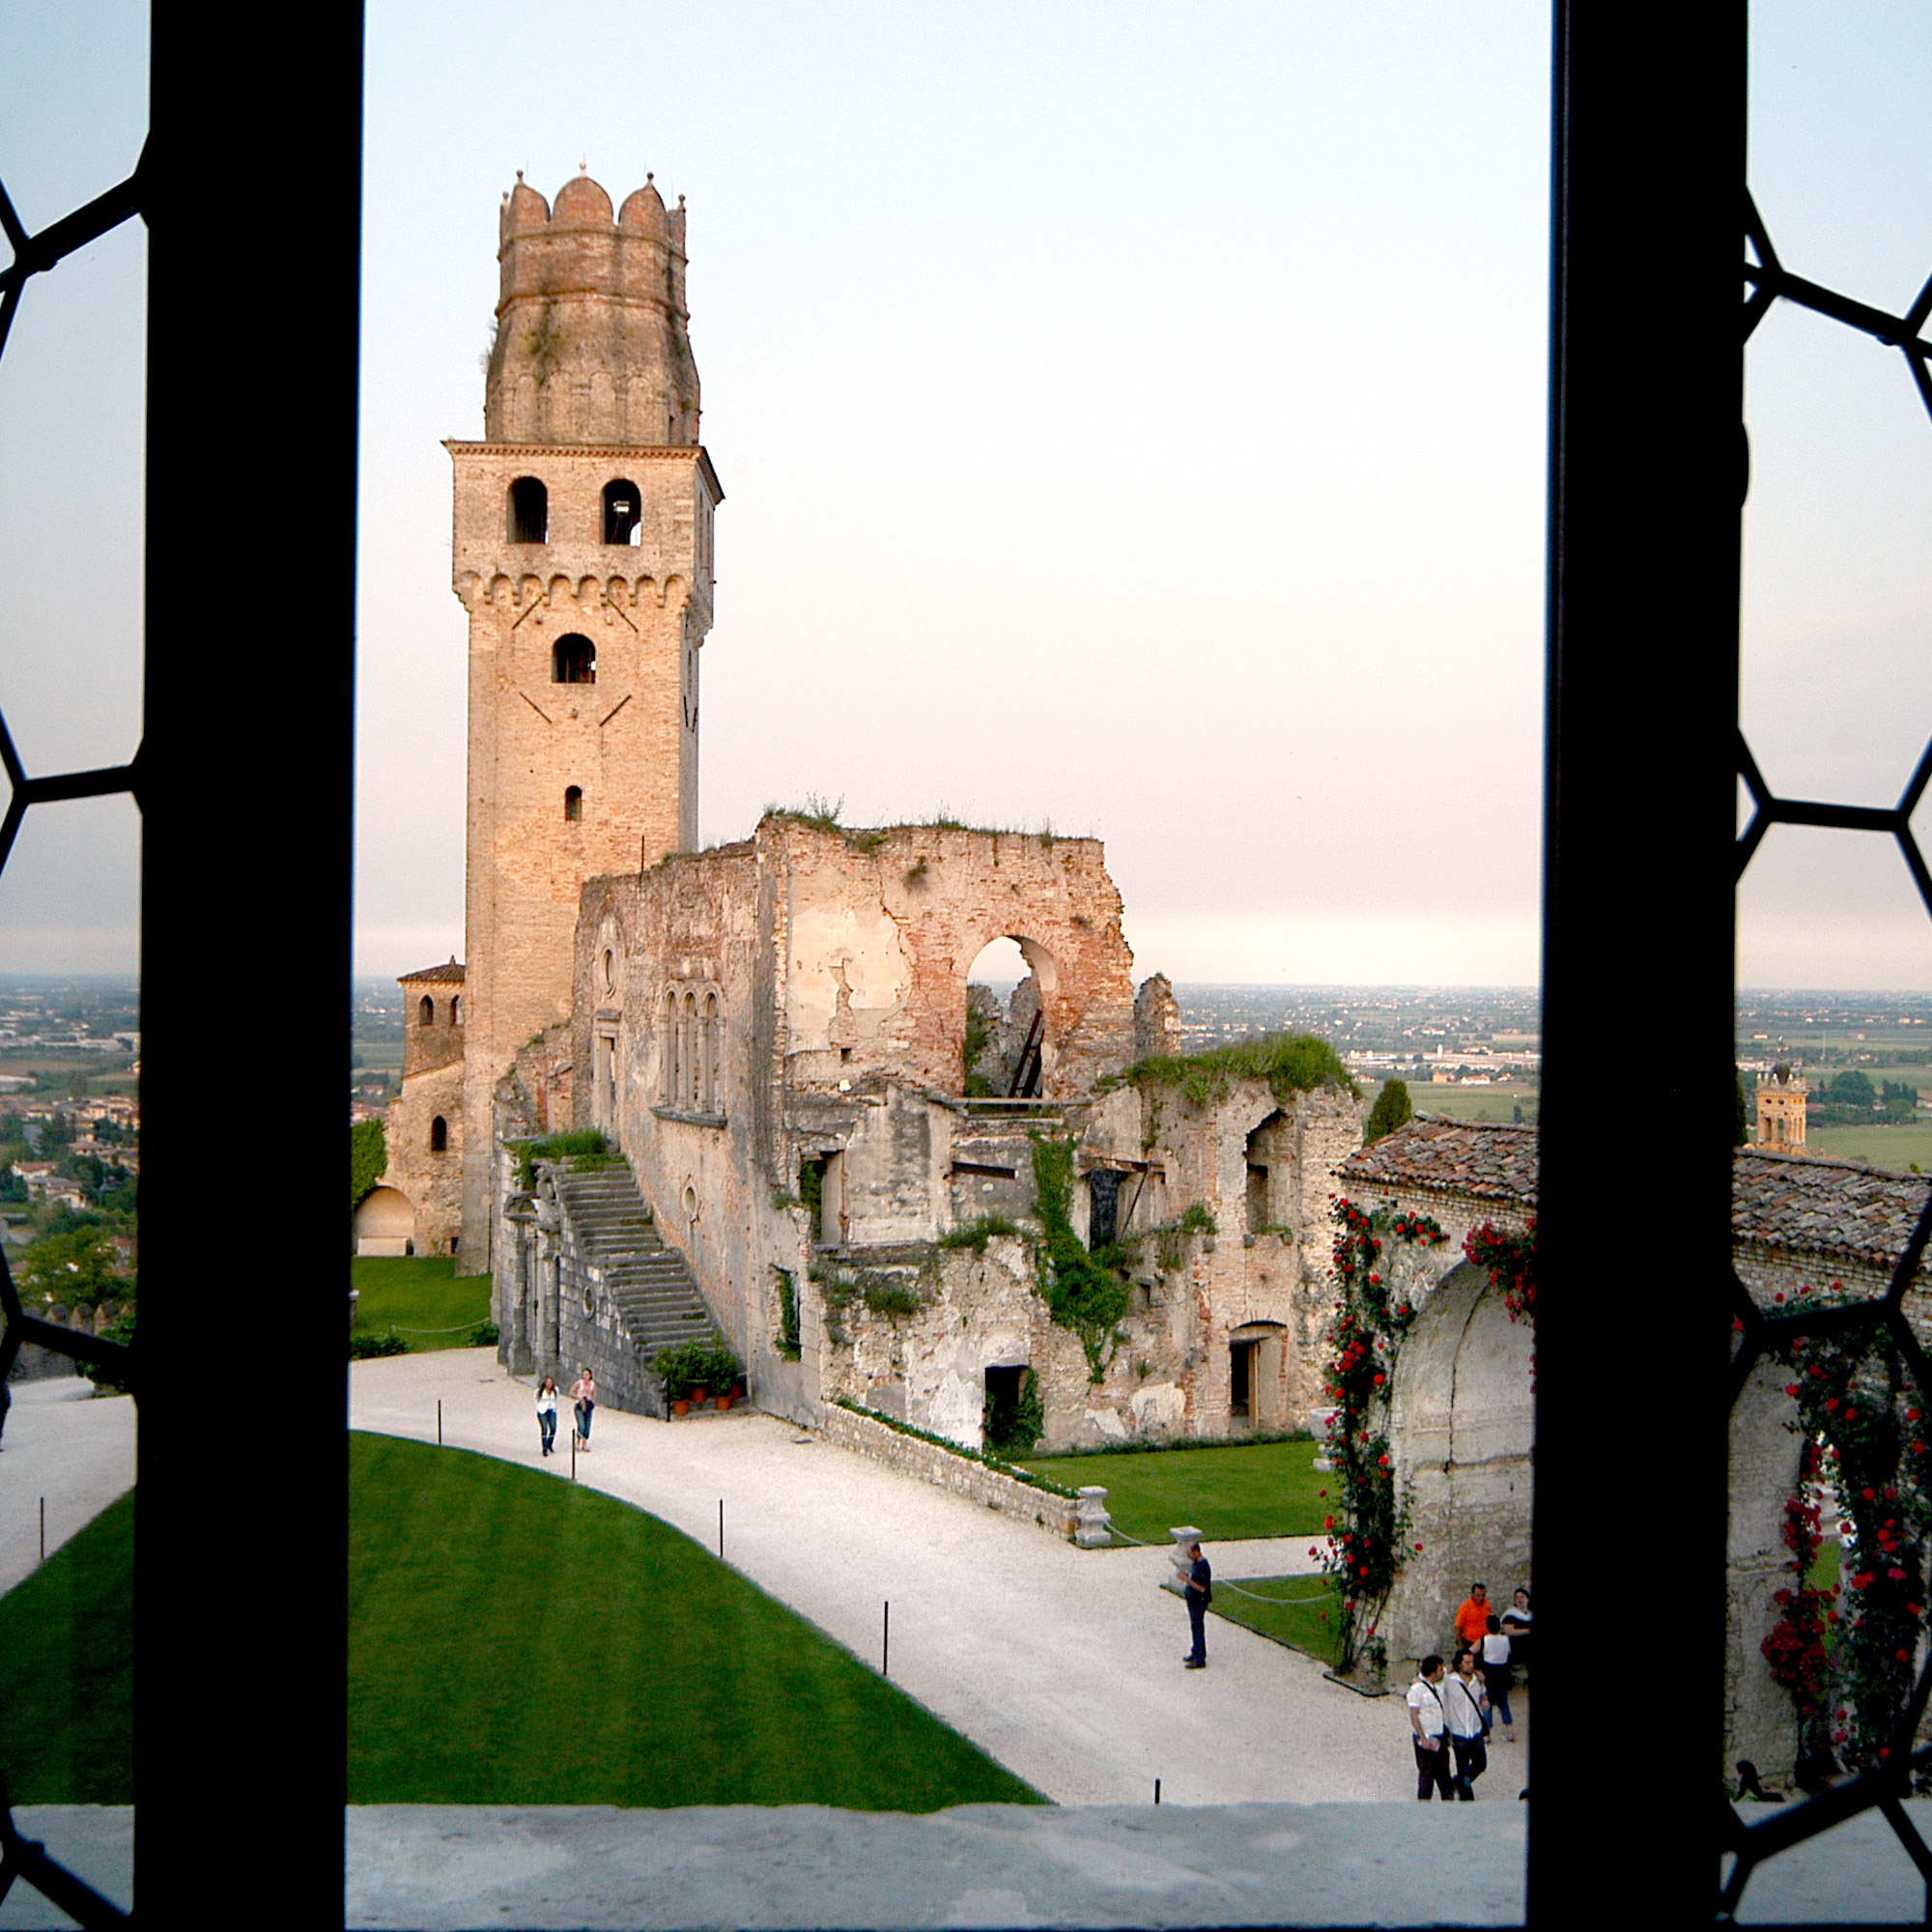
[449,166,724,1258]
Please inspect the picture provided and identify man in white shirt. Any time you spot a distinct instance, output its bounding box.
[1443,1648,1488,1799]
[1406,1654,1455,1800]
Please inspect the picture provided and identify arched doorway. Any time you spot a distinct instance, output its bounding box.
[355,1184,415,1258]
[1382,1261,1534,1669]
[962,935,1060,1096]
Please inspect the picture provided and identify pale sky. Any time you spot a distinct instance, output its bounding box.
[0,5,1928,988]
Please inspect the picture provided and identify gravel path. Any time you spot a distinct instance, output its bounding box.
[0,1378,134,1598]
[350,1352,1420,1805]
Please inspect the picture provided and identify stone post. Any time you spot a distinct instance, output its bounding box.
[1074,1487,1112,1548]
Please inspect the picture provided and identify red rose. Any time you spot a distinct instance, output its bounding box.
[1786,1384,1801,1397]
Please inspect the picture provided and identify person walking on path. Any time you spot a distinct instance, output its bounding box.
[1500,1586,1532,1677]
[1481,1613,1517,1742]
[535,1376,559,1458]
[1407,1655,1455,1800]
[1179,1536,1212,1669]
[571,1368,597,1452]
[1444,1648,1489,1798]
[1453,1581,1492,1657]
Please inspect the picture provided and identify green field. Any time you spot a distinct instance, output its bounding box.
[1204,1575,1345,1668]
[0,1492,133,1802]
[350,1434,1039,1806]
[1023,1437,1330,1544]
[1806,1124,1932,1174]
[0,1441,1042,1809]
[352,1256,493,1349]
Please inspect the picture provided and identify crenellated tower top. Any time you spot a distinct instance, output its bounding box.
[484,167,699,447]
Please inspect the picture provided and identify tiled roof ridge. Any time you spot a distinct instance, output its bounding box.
[398,960,467,984]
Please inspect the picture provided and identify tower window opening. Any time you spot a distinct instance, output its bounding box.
[564,785,582,821]
[603,480,641,546]
[553,635,596,684]
[450,995,460,1024]
[430,1116,448,1153]
[418,995,435,1027]
[508,476,548,544]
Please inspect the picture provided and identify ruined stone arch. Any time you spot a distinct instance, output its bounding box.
[962,933,1061,1096]
[355,1184,415,1258]
[1381,1260,1534,1670]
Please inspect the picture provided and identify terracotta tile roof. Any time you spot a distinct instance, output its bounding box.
[1341,1119,1932,1276]
[1731,1149,1931,1275]
[1340,1117,1539,1208]
[398,960,466,984]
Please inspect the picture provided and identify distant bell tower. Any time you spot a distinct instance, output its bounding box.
[1755,1063,1807,1151]
[449,167,723,1258]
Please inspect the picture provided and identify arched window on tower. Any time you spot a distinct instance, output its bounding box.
[701,991,722,1114]
[450,994,460,1024]
[553,635,595,684]
[564,785,582,821]
[418,995,435,1027]
[430,1116,448,1153]
[602,479,641,546]
[682,989,700,1110]
[508,476,548,544]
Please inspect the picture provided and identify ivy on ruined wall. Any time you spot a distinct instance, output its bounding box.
[1028,1132,1131,1382]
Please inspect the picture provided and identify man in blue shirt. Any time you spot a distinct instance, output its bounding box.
[1182,1537,1211,1668]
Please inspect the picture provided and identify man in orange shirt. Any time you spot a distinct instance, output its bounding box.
[1453,1581,1492,1654]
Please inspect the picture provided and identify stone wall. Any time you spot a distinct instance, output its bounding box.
[385,1057,465,1257]
[817,1402,1081,1538]
[1381,1262,1535,1668]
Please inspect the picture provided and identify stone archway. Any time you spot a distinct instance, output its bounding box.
[355,1184,416,1258]
[1382,1260,1534,1668]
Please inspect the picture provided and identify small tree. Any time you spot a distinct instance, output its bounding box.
[1363,1078,1413,1147]
[351,1119,387,1211]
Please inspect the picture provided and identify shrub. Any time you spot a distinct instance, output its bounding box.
[82,1310,135,1395]
[350,1329,411,1360]
[984,1367,1044,1456]
[774,1267,801,1358]
[469,1321,500,1347]
[512,1130,619,1191]
[861,1274,923,1320]
[351,1119,387,1210]
[939,1213,1019,1254]
[1363,1077,1414,1147]
[655,1340,741,1401]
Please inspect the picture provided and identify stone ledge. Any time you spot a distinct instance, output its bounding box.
[817,1405,1079,1539]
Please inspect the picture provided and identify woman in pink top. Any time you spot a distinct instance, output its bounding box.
[570,1369,597,1452]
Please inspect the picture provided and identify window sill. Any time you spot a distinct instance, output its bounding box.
[653,1106,727,1130]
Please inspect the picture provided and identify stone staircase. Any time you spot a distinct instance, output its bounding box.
[554,1166,722,1363]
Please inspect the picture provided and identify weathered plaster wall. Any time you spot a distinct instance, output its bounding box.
[1383,1262,1535,1669]
[1727,1359,1805,1786]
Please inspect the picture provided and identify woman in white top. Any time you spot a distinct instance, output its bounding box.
[1481,1613,1516,1742]
[535,1376,558,1458]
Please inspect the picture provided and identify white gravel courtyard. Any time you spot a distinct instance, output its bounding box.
[351,1351,1424,1806]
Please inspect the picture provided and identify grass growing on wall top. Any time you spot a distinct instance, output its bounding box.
[349,1434,1042,1807]
[1120,1033,1358,1112]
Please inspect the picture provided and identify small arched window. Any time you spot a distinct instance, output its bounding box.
[449,994,460,1024]
[553,635,596,684]
[603,479,641,546]
[701,990,722,1114]
[564,785,583,821]
[430,1116,448,1152]
[508,476,548,544]
[418,995,435,1027]
[682,989,700,1110]
[662,990,681,1106]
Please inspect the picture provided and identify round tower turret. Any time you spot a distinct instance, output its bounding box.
[484,168,700,447]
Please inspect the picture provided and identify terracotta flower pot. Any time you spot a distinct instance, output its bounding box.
[691,1387,708,1406]
[671,1399,691,1416]
[716,1394,733,1411]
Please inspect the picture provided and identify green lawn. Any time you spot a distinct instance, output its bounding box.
[0,1492,133,1802]
[349,1433,1041,1807]
[352,1255,493,1350]
[1022,1437,1331,1544]
[1807,1123,1932,1174]
[1,1442,1040,1809]
[1204,1575,1345,1668]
